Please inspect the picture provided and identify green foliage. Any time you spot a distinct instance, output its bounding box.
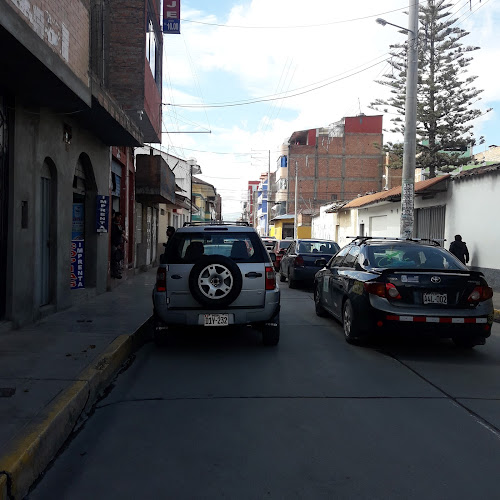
[370,0,489,177]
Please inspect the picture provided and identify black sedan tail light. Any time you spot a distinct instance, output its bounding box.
[467,286,493,303]
[294,255,305,267]
[364,282,402,300]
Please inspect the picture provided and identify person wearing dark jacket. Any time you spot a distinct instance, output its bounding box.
[449,234,469,264]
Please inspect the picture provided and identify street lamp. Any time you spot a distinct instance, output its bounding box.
[377,0,419,239]
[188,157,202,222]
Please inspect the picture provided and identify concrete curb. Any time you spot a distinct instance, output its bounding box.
[0,318,152,500]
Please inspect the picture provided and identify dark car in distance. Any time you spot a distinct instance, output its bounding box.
[272,239,293,271]
[314,237,494,348]
[279,239,340,288]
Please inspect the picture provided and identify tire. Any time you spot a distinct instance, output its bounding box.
[314,284,328,317]
[188,255,243,308]
[288,271,297,289]
[279,270,287,282]
[262,314,280,346]
[343,299,362,345]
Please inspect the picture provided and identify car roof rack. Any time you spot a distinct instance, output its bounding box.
[347,236,444,247]
[183,221,250,227]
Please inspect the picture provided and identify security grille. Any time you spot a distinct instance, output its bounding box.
[413,205,446,242]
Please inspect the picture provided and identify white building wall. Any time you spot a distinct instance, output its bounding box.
[311,207,337,240]
[445,174,499,272]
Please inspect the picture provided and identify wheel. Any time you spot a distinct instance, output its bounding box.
[189,255,243,308]
[279,271,286,282]
[262,314,280,346]
[314,284,328,317]
[288,271,297,289]
[453,336,482,349]
[343,299,362,344]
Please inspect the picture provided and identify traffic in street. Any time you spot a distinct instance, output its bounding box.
[29,283,500,499]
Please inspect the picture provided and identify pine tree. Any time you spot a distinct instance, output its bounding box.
[371,0,488,178]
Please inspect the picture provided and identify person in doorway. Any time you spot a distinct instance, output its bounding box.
[111,211,127,279]
[449,234,469,265]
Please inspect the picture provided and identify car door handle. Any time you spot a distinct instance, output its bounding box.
[171,274,182,279]
[245,272,262,278]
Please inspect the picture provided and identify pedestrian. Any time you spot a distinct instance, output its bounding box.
[166,226,176,240]
[449,234,469,265]
[111,211,127,279]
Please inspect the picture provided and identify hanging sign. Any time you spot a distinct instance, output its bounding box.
[70,240,85,289]
[96,195,109,233]
[72,203,84,240]
[163,0,180,34]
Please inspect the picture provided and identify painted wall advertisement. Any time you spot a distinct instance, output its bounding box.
[71,203,85,289]
[163,0,180,34]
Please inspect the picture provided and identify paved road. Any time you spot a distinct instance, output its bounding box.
[29,285,500,499]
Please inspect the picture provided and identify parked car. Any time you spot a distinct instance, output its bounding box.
[153,222,280,346]
[279,239,340,288]
[314,237,494,348]
[261,237,277,252]
[273,239,293,271]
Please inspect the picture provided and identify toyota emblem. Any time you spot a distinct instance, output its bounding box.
[431,276,441,283]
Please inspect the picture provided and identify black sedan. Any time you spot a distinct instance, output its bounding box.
[314,237,494,348]
[279,239,340,288]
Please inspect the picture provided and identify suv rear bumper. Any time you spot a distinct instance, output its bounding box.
[153,288,280,326]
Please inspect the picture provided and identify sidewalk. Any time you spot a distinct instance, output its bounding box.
[0,269,156,500]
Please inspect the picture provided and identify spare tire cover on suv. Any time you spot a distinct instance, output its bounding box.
[188,255,243,308]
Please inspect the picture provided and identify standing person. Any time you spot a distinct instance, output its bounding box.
[111,211,127,279]
[449,234,469,264]
[166,226,176,240]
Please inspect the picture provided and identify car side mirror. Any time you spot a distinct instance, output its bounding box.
[315,258,327,267]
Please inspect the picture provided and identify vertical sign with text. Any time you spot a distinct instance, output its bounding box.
[96,195,109,233]
[163,0,180,34]
[70,240,85,289]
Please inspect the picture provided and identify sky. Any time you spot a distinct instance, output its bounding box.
[158,0,500,220]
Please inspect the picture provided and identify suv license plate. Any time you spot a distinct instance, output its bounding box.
[204,314,229,326]
[423,292,447,305]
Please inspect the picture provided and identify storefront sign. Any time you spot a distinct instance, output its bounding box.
[72,203,84,240]
[70,240,85,289]
[96,195,109,233]
[163,0,180,33]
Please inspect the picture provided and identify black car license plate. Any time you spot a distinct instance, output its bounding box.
[423,292,447,305]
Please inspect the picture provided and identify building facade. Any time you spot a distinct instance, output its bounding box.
[271,115,384,220]
[0,0,162,328]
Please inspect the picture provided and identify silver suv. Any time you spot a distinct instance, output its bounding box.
[152,222,281,346]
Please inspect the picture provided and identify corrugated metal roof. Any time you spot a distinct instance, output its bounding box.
[343,174,450,209]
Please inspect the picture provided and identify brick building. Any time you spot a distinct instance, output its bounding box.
[0,0,164,328]
[271,115,384,218]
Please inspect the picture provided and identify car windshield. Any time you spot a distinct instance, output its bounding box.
[165,231,265,263]
[366,244,466,270]
[298,241,339,254]
[279,240,292,249]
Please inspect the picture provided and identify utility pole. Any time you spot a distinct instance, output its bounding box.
[400,0,419,238]
[294,160,298,240]
[376,1,419,238]
[266,149,270,236]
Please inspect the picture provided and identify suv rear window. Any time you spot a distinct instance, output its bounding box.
[165,232,266,264]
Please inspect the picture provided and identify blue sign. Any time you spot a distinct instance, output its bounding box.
[70,240,85,289]
[72,203,84,240]
[163,19,180,33]
[96,195,109,233]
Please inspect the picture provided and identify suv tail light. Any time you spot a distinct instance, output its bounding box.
[294,255,305,267]
[467,286,493,303]
[265,266,276,290]
[364,282,401,300]
[156,267,166,292]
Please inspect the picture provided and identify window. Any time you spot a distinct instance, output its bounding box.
[343,246,360,268]
[146,20,157,80]
[330,246,350,267]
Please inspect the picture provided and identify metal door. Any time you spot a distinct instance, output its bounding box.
[152,208,158,263]
[146,207,152,264]
[414,205,446,242]
[40,176,51,305]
